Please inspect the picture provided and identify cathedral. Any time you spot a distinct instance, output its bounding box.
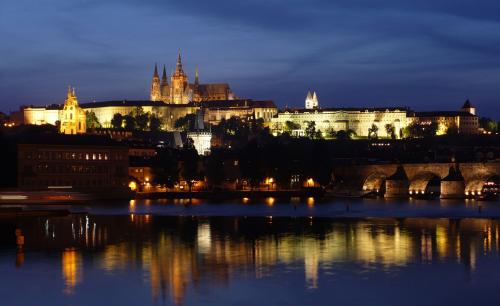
[150,52,236,104]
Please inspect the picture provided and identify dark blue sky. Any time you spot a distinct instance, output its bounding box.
[1,0,500,118]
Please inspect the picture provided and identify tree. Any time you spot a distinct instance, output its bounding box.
[284,121,301,132]
[309,141,332,187]
[111,113,123,129]
[85,111,101,129]
[206,149,225,188]
[124,115,136,130]
[479,117,498,133]
[149,115,162,132]
[239,140,265,190]
[385,123,396,139]
[152,148,179,188]
[305,121,317,139]
[314,129,323,139]
[404,122,438,138]
[335,129,356,140]
[174,113,197,131]
[136,112,149,131]
[180,147,200,192]
[131,106,145,118]
[368,124,379,139]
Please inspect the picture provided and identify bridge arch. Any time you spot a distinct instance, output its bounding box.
[466,174,500,196]
[409,172,441,196]
[362,172,387,195]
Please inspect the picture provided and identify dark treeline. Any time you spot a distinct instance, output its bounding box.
[151,132,500,190]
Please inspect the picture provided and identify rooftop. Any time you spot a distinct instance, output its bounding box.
[201,99,276,109]
[281,107,410,113]
[413,111,475,117]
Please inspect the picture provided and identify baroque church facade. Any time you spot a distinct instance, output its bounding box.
[150,52,236,104]
[59,87,86,135]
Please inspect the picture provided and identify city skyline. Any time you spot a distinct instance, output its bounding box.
[2,1,500,119]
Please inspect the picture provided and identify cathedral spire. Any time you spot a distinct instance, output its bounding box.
[161,64,168,84]
[175,49,184,75]
[153,63,159,78]
[195,66,199,85]
[150,63,161,101]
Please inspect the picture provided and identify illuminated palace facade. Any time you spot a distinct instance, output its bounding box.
[22,52,277,130]
[271,93,479,138]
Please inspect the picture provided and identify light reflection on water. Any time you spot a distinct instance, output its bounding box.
[1,215,500,306]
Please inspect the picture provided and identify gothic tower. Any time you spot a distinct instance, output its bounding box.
[461,99,476,115]
[150,63,161,101]
[170,51,190,104]
[305,91,319,109]
[193,66,201,102]
[160,64,169,101]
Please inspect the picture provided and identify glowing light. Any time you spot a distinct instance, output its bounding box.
[0,195,28,200]
[306,178,315,187]
[266,197,275,206]
[242,197,250,204]
[307,197,315,207]
[128,181,137,191]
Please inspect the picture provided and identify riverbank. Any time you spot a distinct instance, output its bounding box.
[136,188,326,200]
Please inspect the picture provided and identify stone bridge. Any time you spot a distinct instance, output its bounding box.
[332,162,500,198]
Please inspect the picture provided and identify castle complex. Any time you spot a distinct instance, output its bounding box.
[150,51,235,103]
[19,51,480,139]
[22,52,275,131]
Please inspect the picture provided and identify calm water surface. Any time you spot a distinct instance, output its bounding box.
[1,199,500,306]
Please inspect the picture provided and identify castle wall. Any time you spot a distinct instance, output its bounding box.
[271,109,407,138]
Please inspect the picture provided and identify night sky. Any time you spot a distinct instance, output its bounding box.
[1,0,500,118]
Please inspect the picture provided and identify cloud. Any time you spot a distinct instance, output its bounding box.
[0,0,500,118]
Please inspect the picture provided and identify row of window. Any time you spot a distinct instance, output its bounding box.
[24,151,126,161]
[21,179,125,188]
[32,164,110,174]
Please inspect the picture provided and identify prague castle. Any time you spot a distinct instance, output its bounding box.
[21,51,276,131]
[19,51,479,138]
[150,51,235,103]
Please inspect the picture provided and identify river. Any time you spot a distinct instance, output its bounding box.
[0,198,499,306]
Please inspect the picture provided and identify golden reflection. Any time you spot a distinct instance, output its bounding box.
[266,197,275,206]
[78,217,500,305]
[307,197,315,207]
[421,233,432,262]
[62,248,82,295]
[436,225,448,259]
